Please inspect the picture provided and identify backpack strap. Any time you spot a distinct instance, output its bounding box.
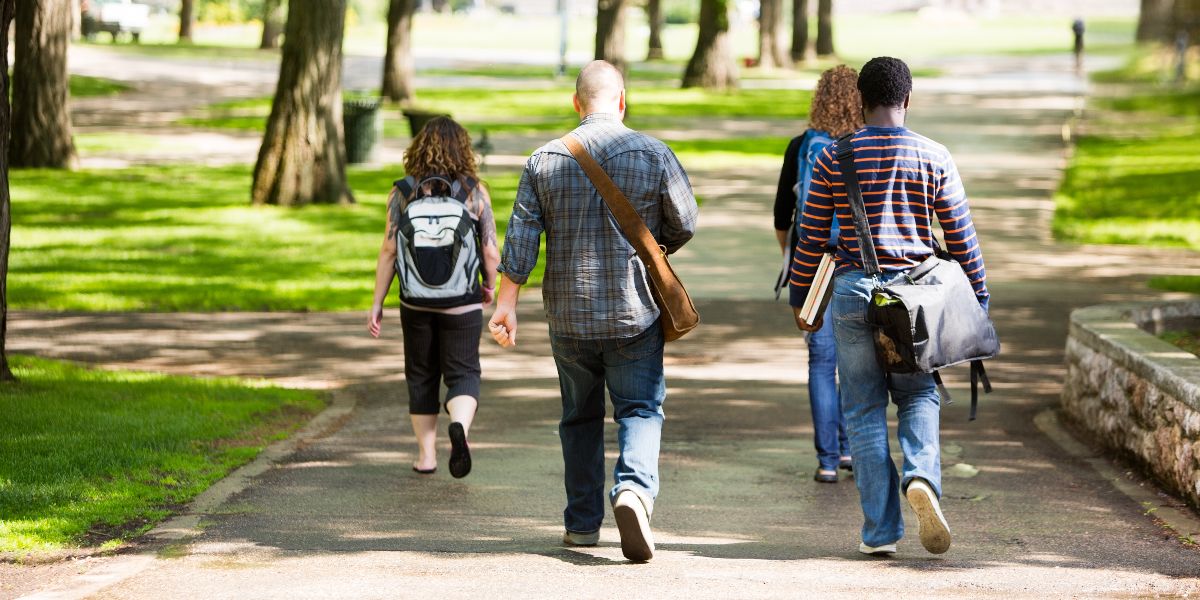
[833,134,882,277]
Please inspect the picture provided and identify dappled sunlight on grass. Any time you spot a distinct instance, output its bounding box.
[9,165,523,311]
[0,355,323,552]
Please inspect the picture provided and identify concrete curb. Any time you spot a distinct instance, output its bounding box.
[1034,409,1200,545]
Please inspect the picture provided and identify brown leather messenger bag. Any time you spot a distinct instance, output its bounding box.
[560,133,700,342]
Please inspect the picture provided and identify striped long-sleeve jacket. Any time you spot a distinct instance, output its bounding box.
[788,125,989,311]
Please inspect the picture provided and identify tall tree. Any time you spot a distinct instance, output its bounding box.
[1,0,14,382]
[260,0,285,49]
[758,0,787,68]
[595,0,627,72]
[382,0,417,104]
[791,0,808,62]
[179,0,194,42]
[815,0,834,56]
[11,0,76,169]
[1136,0,1175,42]
[683,0,737,90]
[646,0,664,60]
[251,0,353,206]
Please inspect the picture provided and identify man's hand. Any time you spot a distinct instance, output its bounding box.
[488,305,517,348]
[793,306,823,332]
[368,304,385,338]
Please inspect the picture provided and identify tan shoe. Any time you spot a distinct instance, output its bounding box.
[613,490,654,562]
[562,530,599,547]
[906,478,951,554]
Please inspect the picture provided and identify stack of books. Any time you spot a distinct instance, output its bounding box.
[798,252,836,324]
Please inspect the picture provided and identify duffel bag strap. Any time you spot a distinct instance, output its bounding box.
[833,135,882,277]
[932,371,952,406]
[968,360,993,422]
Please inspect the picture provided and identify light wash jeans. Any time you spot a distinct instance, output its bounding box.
[549,324,665,534]
[832,270,943,547]
[807,303,849,471]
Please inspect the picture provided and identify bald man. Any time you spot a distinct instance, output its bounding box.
[489,60,698,562]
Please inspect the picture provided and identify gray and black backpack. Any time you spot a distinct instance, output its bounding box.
[392,175,482,308]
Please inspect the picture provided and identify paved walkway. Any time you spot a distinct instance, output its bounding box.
[7,54,1200,598]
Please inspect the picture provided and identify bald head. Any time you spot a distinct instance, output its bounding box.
[574,60,625,115]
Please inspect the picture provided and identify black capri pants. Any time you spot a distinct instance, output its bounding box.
[400,305,483,415]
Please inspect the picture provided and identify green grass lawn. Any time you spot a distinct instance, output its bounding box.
[9,165,522,312]
[70,74,132,98]
[181,87,814,138]
[1161,329,1200,357]
[1055,50,1200,296]
[0,355,324,552]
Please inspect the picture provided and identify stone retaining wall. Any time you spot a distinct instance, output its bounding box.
[1062,301,1200,508]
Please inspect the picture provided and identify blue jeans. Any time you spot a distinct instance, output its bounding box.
[807,303,848,471]
[832,270,942,547]
[549,324,666,534]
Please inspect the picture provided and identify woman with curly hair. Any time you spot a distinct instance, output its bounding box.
[772,65,863,484]
[369,116,499,479]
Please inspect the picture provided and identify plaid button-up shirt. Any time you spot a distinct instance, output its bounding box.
[499,113,699,339]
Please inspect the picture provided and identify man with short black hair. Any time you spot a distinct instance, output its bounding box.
[790,56,989,556]
[489,60,698,562]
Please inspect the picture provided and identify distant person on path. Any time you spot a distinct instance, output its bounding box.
[488,60,698,562]
[791,57,990,556]
[1072,18,1086,72]
[774,65,863,484]
[369,116,500,479]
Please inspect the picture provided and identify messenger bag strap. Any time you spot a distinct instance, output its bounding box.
[560,134,667,264]
[833,135,882,277]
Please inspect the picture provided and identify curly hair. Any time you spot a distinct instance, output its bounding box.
[808,65,863,138]
[857,57,912,110]
[402,116,477,182]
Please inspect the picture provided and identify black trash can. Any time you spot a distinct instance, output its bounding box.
[343,97,382,164]
[402,108,450,137]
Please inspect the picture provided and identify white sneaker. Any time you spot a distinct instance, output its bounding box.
[562,530,599,547]
[858,542,897,556]
[906,478,952,554]
[613,490,654,562]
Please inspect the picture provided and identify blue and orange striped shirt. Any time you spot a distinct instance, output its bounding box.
[788,126,989,311]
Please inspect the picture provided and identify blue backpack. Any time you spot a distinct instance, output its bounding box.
[774,129,837,299]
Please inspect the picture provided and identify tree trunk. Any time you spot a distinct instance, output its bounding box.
[815,0,834,56]
[791,0,808,62]
[758,0,787,68]
[646,0,664,60]
[70,0,80,39]
[382,0,417,104]
[11,0,76,170]
[682,0,737,90]
[251,0,353,206]
[595,0,626,72]
[179,0,194,42]
[430,0,449,12]
[0,0,15,382]
[260,0,285,49]
[1136,0,1175,42]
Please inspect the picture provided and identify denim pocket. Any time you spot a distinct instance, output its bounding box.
[550,335,582,364]
[615,325,664,362]
[831,291,869,345]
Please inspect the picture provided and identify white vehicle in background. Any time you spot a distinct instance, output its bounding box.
[81,0,151,43]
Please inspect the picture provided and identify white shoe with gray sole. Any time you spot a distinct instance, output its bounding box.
[613,490,654,562]
[858,542,898,556]
[906,478,951,554]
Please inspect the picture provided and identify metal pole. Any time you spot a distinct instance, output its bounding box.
[557,0,569,77]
